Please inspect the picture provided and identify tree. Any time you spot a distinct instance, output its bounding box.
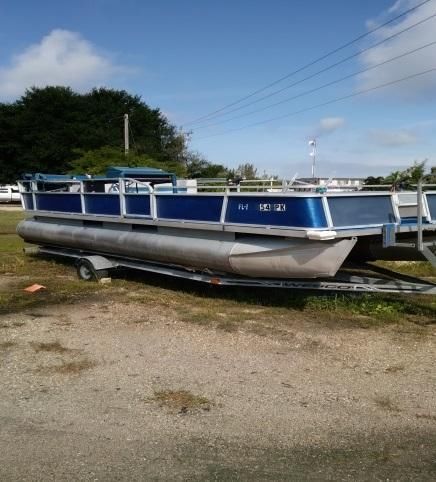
[384,160,427,190]
[406,160,426,183]
[69,146,186,177]
[236,163,258,179]
[0,103,21,182]
[0,86,83,180]
[364,160,429,190]
[363,176,384,185]
[0,86,189,183]
[384,170,404,186]
[185,151,231,179]
[424,166,436,184]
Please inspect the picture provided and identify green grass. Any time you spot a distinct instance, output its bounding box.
[0,209,435,329]
[0,209,107,313]
[121,275,436,332]
[0,277,110,315]
[0,210,25,234]
[375,260,435,278]
[0,210,27,273]
[0,233,25,252]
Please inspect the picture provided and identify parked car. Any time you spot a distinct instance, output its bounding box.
[0,185,21,203]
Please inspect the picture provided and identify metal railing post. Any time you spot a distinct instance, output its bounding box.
[80,181,85,214]
[220,193,228,225]
[31,181,37,210]
[119,178,126,217]
[18,181,26,210]
[151,192,157,220]
[417,179,423,252]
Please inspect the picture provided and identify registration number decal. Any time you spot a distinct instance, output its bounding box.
[259,203,286,212]
[237,202,287,212]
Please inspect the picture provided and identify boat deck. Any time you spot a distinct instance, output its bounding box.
[18,175,436,240]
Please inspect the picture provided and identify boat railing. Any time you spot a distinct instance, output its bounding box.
[363,183,436,191]
[18,178,154,193]
[195,178,363,193]
[18,177,436,195]
[18,177,436,197]
[18,179,81,193]
[122,178,153,193]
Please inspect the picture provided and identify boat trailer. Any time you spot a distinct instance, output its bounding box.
[26,246,436,295]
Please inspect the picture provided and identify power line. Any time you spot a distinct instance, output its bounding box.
[184,0,433,126]
[195,67,436,140]
[190,11,436,128]
[192,40,436,131]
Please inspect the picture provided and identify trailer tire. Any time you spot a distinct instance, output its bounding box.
[77,259,98,281]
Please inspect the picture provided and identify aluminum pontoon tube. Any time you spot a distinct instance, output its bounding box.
[17,219,356,278]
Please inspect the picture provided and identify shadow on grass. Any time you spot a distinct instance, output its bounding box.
[2,253,435,325]
[0,255,106,315]
[114,267,436,324]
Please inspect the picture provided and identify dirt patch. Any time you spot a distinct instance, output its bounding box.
[150,389,212,413]
[30,340,73,353]
[374,394,401,412]
[0,294,435,480]
[0,340,16,349]
[416,413,436,421]
[384,363,405,373]
[37,357,96,375]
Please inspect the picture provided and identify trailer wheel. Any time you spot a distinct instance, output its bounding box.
[76,259,98,281]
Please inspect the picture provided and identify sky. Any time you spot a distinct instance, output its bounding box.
[0,0,435,178]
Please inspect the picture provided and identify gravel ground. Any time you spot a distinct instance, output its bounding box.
[0,298,435,481]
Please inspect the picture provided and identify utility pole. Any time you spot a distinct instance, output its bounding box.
[124,113,129,155]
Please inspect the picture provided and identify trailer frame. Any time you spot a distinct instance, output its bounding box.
[25,245,436,295]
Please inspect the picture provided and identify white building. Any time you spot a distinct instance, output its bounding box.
[297,177,364,190]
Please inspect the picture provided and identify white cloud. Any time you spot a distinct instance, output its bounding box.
[0,29,127,99]
[368,128,419,146]
[359,0,436,98]
[388,0,407,14]
[311,117,345,137]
